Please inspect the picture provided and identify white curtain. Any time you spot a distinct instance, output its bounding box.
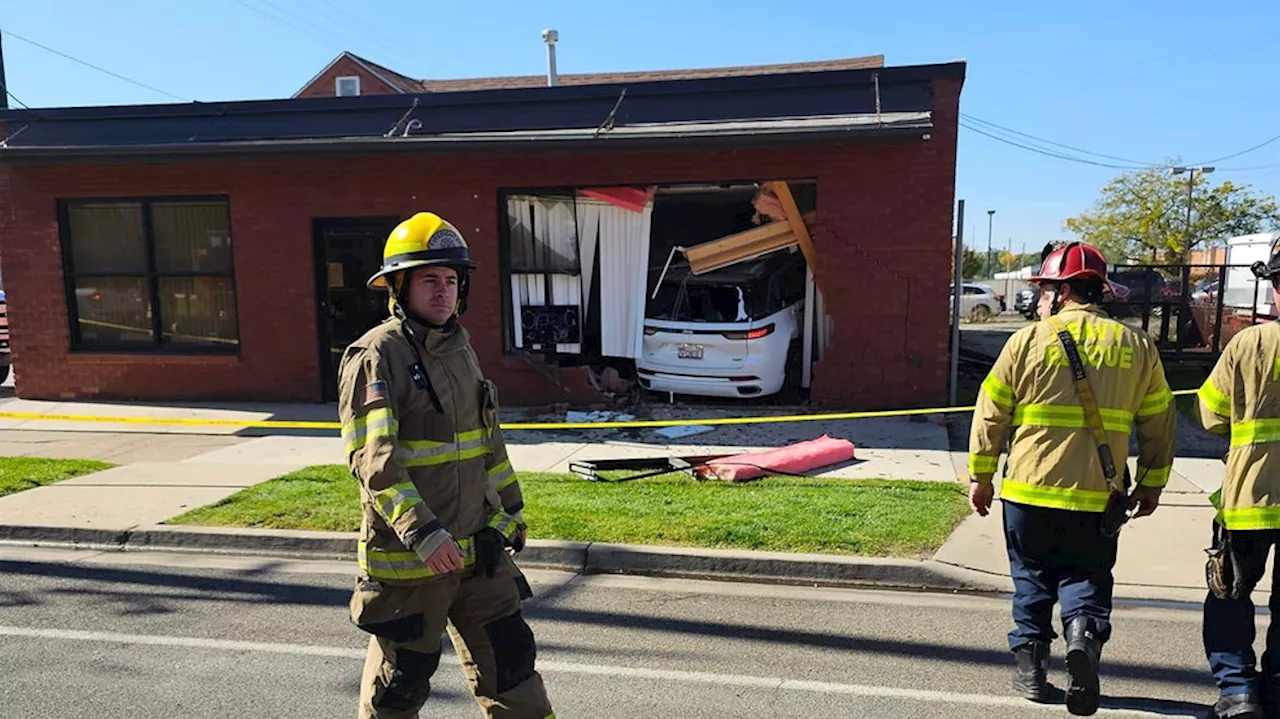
[575,200,602,323]
[596,202,654,359]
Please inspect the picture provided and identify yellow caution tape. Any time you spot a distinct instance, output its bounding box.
[0,389,1200,432]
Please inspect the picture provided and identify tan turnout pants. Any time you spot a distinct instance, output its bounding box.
[353,553,554,718]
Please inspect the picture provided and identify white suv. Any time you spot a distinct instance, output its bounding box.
[951,282,1002,322]
[639,252,805,399]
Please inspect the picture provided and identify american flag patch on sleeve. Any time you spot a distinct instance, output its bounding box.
[362,380,388,406]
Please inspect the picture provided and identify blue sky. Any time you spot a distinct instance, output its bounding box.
[3,0,1278,254]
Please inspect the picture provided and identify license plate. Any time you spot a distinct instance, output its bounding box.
[677,344,704,360]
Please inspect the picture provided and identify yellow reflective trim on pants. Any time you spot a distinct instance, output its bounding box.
[968,454,999,475]
[1012,404,1133,433]
[357,537,476,581]
[1000,479,1112,512]
[488,459,516,491]
[1221,506,1280,530]
[1230,419,1280,448]
[982,374,1015,408]
[343,408,398,455]
[1138,387,1173,418]
[1199,379,1231,418]
[1138,464,1171,488]
[372,482,422,525]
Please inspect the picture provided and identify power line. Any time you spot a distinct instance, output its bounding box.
[309,0,420,61]
[0,28,188,102]
[4,90,28,109]
[961,113,1163,167]
[1191,135,1280,166]
[959,121,1150,170]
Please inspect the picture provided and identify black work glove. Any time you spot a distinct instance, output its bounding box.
[473,527,507,579]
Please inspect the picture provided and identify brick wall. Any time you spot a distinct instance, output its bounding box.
[0,79,960,409]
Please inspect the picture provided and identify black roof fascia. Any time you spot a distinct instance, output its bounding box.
[0,61,960,157]
[0,123,933,164]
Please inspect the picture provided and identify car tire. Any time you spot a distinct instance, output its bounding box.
[969,305,993,323]
[0,364,10,385]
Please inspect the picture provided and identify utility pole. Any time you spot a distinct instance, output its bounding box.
[0,31,8,110]
[986,210,995,278]
[1171,166,1215,260]
[950,200,966,407]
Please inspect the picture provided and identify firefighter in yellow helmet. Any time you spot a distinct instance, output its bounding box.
[337,212,555,719]
[968,242,1176,716]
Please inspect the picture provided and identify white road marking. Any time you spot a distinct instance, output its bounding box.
[0,625,1197,717]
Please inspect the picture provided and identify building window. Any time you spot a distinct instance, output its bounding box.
[335,75,360,97]
[60,198,239,352]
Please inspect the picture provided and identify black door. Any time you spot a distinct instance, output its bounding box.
[314,217,399,402]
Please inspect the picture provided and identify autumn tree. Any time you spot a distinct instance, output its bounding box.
[1065,163,1280,263]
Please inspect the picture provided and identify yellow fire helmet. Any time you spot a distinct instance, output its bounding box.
[367,212,477,289]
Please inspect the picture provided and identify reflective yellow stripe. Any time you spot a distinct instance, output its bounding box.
[1012,404,1133,433]
[1000,479,1112,512]
[1230,419,1280,448]
[1137,387,1173,417]
[488,459,517,491]
[399,430,492,467]
[343,408,398,455]
[1221,506,1280,530]
[373,482,422,525]
[968,454,999,475]
[1199,379,1232,417]
[357,537,476,580]
[982,374,1015,408]
[1137,464,1171,488]
[489,510,522,540]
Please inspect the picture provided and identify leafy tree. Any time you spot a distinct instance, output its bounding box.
[1065,163,1280,263]
[962,248,984,278]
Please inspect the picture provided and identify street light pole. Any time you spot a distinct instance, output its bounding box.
[987,210,995,278]
[1170,166,1215,259]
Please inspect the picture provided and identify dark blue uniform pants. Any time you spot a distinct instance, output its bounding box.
[1003,500,1118,651]
[1204,528,1280,696]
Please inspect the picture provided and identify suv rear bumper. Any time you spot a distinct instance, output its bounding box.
[636,365,785,398]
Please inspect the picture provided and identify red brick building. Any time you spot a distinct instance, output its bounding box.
[0,56,964,408]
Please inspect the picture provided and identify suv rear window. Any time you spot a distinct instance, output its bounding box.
[650,283,754,322]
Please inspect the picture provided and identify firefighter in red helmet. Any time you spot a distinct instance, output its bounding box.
[967,241,1176,715]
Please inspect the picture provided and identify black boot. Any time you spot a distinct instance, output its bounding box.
[1012,641,1051,702]
[1064,617,1102,716]
[1211,692,1265,718]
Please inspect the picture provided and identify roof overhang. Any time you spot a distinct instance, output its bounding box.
[0,111,932,163]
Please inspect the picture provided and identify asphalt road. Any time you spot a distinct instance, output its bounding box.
[0,545,1223,718]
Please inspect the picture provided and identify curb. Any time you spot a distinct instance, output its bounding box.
[0,522,1009,594]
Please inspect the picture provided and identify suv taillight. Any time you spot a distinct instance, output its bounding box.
[723,324,775,341]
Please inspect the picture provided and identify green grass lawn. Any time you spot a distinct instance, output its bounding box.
[168,466,971,558]
[0,457,114,498]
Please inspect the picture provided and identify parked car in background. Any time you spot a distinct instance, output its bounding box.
[1192,278,1220,303]
[950,283,1003,322]
[1015,287,1037,319]
[639,251,805,399]
[0,290,10,384]
[1108,268,1166,304]
[1014,280,1131,320]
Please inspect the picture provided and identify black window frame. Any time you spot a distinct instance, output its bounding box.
[58,195,241,355]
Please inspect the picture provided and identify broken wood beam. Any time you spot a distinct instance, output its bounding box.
[766,181,821,293]
[684,211,817,275]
